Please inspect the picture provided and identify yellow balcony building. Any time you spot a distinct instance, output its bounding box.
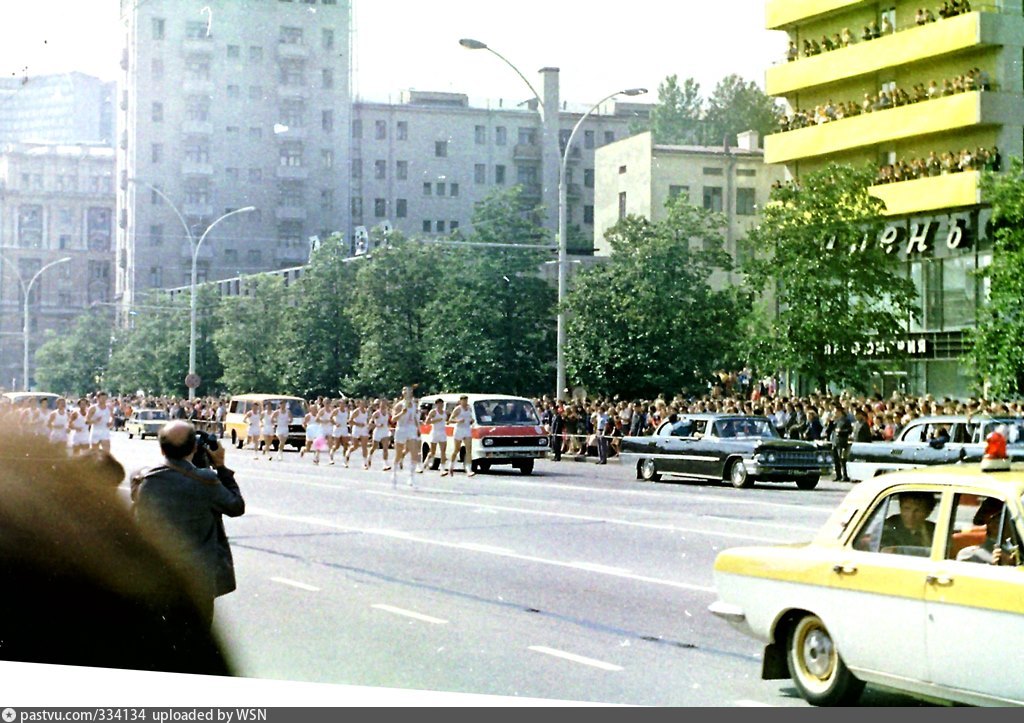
[870,171,982,216]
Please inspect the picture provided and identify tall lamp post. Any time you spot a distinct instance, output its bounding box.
[129,179,255,400]
[459,38,646,400]
[0,253,71,390]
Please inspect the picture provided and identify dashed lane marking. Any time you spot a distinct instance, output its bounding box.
[270,576,320,592]
[371,604,449,625]
[528,646,623,672]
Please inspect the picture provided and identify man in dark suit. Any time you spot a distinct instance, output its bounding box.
[550,405,565,462]
[132,421,245,627]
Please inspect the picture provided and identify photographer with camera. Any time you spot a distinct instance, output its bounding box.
[131,420,245,628]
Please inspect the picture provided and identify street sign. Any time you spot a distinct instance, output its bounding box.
[184,373,202,389]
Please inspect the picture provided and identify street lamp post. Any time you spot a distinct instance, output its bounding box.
[129,179,255,400]
[458,39,646,400]
[0,253,71,390]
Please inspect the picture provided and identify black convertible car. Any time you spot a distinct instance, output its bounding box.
[620,414,833,490]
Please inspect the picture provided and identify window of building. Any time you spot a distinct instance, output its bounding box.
[703,167,724,176]
[321,149,334,168]
[396,160,408,180]
[249,45,263,62]
[151,187,163,205]
[736,188,756,216]
[351,159,362,179]
[422,220,432,233]
[495,126,507,146]
[186,55,210,80]
[517,165,537,185]
[249,85,263,100]
[185,21,208,39]
[149,225,163,247]
[435,140,448,158]
[375,160,386,179]
[249,126,262,140]
[737,168,757,177]
[278,59,305,86]
[322,28,335,50]
[495,165,506,185]
[618,192,627,219]
[423,182,432,196]
[320,189,334,211]
[450,220,460,233]
[584,168,595,188]
[279,143,303,167]
[184,142,209,163]
[151,102,163,122]
[322,110,333,132]
[703,186,723,212]
[187,96,210,121]
[618,165,627,175]
[184,180,210,205]
[450,183,459,197]
[149,266,163,287]
[475,164,486,184]
[224,249,238,264]
[604,131,615,145]
[322,69,333,89]
[351,197,363,218]
[475,125,486,144]
[352,119,362,139]
[247,250,262,266]
[227,84,240,98]
[280,26,304,44]
[227,45,240,58]
[436,182,445,197]
[669,185,690,202]
[151,143,162,163]
[225,167,240,182]
[396,199,407,218]
[279,180,304,206]
[518,128,537,145]
[584,205,594,225]
[396,121,408,140]
[374,198,386,218]
[435,221,445,233]
[152,18,165,40]
[249,168,263,182]
[369,119,384,140]
[584,130,595,149]
[151,59,164,80]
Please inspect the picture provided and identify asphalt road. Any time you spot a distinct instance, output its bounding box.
[110,436,928,707]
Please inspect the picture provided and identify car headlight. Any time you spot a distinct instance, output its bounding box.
[538,437,548,447]
[816,453,825,464]
[483,438,494,447]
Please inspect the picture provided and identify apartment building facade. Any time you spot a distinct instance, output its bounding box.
[764,0,1024,397]
[594,130,784,287]
[0,143,115,389]
[117,0,353,309]
[0,73,115,146]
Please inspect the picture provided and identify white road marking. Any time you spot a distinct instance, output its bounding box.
[528,646,623,672]
[569,562,631,575]
[247,508,717,593]
[372,604,449,625]
[734,700,776,707]
[270,576,320,592]
[459,542,516,555]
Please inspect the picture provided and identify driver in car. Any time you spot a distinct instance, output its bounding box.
[880,491,937,551]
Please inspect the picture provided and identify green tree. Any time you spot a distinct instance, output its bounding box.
[213,274,290,393]
[741,163,919,392]
[564,198,745,398]
[283,234,360,398]
[347,231,440,396]
[703,74,780,147]
[647,75,705,145]
[423,186,555,395]
[106,294,191,395]
[34,307,115,395]
[969,158,1024,396]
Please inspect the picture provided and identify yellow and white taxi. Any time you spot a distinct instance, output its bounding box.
[710,451,1024,707]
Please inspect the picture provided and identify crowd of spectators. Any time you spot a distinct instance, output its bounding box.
[778,67,991,133]
[875,146,1001,184]
[785,1,974,62]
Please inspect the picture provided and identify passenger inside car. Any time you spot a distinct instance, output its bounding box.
[880,491,938,553]
[951,496,1022,566]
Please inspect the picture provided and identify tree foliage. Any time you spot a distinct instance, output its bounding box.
[564,199,746,398]
[648,75,705,145]
[969,158,1024,396]
[35,307,114,395]
[212,274,291,394]
[741,164,919,392]
[105,293,191,395]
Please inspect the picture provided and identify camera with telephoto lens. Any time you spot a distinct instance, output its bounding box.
[192,430,219,468]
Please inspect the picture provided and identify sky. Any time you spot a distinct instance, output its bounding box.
[0,0,786,107]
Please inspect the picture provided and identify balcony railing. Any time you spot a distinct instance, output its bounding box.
[870,170,982,216]
[765,90,1014,165]
[767,11,1004,96]
[513,144,541,161]
[765,0,865,30]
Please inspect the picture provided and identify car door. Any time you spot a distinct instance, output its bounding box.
[826,488,935,682]
[924,491,1024,703]
[655,419,696,474]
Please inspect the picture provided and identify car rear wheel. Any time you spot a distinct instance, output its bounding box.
[515,460,532,475]
[640,458,661,482]
[127,432,134,439]
[796,475,820,491]
[786,614,864,706]
[729,460,754,488]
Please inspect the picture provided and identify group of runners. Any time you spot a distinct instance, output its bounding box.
[242,390,476,487]
[2,392,117,455]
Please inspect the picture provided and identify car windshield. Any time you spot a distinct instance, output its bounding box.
[979,420,1024,445]
[267,399,307,417]
[140,410,167,420]
[713,418,779,439]
[474,399,540,425]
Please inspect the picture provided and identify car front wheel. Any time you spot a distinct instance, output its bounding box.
[640,458,661,482]
[786,614,864,706]
[796,475,820,490]
[729,460,754,488]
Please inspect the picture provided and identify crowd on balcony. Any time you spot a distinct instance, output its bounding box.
[874,146,1002,185]
[785,1,973,62]
[777,67,991,133]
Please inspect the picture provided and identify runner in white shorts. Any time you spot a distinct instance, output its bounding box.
[244,402,263,458]
[271,402,291,461]
[329,400,349,465]
[69,398,90,455]
[419,397,447,473]
[87,392,113,452]
[368,399,392,471]
[345,400,370,469]
[259,404,275,459]
[390,387,421,489]
[444,395,475,477]
[48,398,69,448]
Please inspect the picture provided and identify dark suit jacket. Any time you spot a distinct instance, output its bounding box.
[131,459,245,598]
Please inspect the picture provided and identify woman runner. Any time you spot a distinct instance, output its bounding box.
[244,401,263,459]
[329,399,350,466]
[390,387,421,488]
[271,400,291,461]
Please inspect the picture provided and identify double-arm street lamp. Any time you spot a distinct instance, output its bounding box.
[0,253,71,390]
[130,179,255,400]
[459,38,646,400]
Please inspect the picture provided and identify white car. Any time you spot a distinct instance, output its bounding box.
[125,409,169,440]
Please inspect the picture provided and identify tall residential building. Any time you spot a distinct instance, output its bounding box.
[0,73,115,145]
[0,142,115,390]
[594,131,784,287]
[117,0,353,309]
[352,90,646,253]
[764,1,1024,396]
